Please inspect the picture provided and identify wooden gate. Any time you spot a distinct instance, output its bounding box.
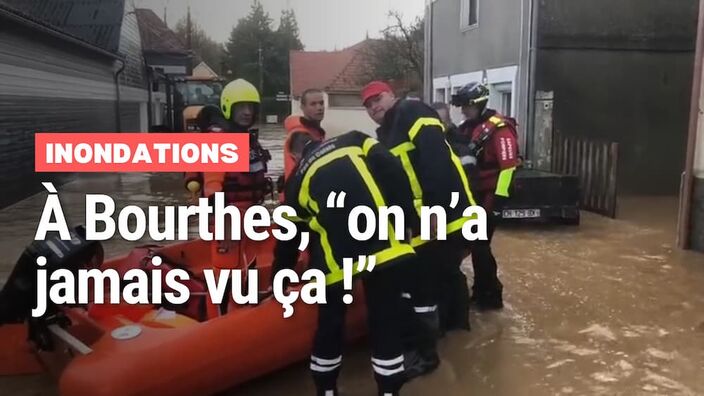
[551,132,619,218]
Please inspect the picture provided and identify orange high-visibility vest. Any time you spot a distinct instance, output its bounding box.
[280,115,325,203]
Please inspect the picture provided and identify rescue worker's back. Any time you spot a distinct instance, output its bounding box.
[376,99,476,238]
[362,81,478,380]
[272,130,418,396]
[277,130,417,284]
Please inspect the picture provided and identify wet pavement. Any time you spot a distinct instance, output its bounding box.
[1,126,703,395]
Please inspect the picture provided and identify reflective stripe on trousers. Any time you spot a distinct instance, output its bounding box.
[413,305,438,313]
[371,355,405,376]
[310,355,342,373]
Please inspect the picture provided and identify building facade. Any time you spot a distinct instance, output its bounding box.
[682,0,704,252]
[135,8,192,131]
[533,0,697,195]
[0,0,149,208]
[289,41,379,138]
[428,0,704,252]
[428,0,698,195]
[428,0,527,147]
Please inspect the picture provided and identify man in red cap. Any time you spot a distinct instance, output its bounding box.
[361,81,478,380]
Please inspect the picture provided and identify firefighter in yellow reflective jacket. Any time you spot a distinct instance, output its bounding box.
[361,81,478,380]
[272,130,418,396]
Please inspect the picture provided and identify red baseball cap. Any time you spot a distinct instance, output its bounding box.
[361,81,393,106]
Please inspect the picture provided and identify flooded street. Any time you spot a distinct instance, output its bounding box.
[237,197,704,396]
[1,127,704,395]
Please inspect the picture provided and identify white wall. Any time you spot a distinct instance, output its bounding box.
[152,91,166,125]
[291,92,379,138]
[695,72,704,178]
[691,50,704,177]
[433,66,519,129]
[322,108,379,138]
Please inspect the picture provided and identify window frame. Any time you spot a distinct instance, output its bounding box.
[435,88,447,103]
[493,82,513,117]
[460,0,479,32]
[500,91,513,117]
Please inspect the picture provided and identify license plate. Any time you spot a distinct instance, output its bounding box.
[502,209,541,219]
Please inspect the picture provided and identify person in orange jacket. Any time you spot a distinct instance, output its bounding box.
[184,79,272,205]
[278,88,327,203]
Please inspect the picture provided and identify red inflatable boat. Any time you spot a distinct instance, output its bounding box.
[0,227,368,396]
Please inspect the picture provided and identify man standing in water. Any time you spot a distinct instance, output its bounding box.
[361,81,477,379]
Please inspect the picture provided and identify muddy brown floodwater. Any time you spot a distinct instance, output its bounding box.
[1,126,703,395]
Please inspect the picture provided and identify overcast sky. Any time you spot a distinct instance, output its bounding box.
[131,0,425,51]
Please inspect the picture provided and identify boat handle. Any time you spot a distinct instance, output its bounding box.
[48,324,93,355]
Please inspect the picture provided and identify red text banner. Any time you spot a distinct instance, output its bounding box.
[35,133,250,173]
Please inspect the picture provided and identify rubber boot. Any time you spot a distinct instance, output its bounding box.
[403,310,441,382]
[376,379,403,396]
[403,349,440,382]
[442,269,471,332]
[316,388,338,396]
[470,280,504,311]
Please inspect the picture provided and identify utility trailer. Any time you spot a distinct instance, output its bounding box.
[499,168,581,225]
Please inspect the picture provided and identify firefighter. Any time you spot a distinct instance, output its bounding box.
[278,88,327,203]
[429,102,473,334]
[272,131,418,396]
[450,81,519,310]
[184,79,272,204]
[361,81,477,379]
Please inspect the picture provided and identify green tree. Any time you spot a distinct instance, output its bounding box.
[224,1,274,95]
[270,9,304,95]
[277,9,303,53]
[174,17,224,73]
[360,11,425,94]
[223,1,303,98]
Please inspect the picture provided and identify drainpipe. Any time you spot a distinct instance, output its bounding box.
[423,0,433,102]
[146,64,154,130]
[525,0,539,165]
[114,58,126,132]
[677,0,704,249]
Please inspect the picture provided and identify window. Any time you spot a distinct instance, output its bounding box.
[174,81,223,106]
[328,93,361,108]
[501,91,513,116]
[435,88,446,103]
[461,0,479,30]
[468,0,478,26]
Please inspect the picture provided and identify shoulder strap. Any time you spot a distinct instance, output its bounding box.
[489,115,518,137]
[475,114,518,146]
[472,119,500,150]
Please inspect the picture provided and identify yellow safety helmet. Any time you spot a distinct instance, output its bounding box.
[220,79,261,120]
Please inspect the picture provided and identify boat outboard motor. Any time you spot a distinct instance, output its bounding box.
[0,226,103,326]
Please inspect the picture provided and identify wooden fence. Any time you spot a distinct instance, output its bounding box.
[551,132,619,218]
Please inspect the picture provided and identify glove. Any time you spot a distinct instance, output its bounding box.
[459,154,477,167]
[186,180,201,194]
